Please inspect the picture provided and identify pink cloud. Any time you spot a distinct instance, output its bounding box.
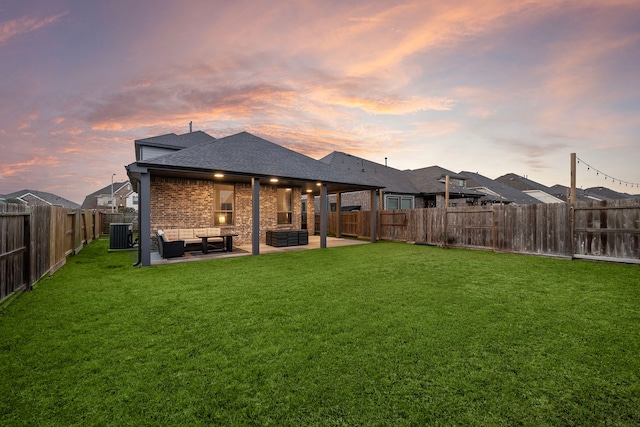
[0,12,67,46]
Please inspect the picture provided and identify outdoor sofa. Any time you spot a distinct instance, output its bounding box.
[156,228,225,258]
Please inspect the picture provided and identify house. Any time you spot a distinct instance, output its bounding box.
[408,166,485,207]
[318,153,493,210]
[2,189,80,208]
[583,186,639,200]
[135,130,216,161]
[460,171,542,205]
[126,131,381,266]
[495,173,565,204]
[81,181,138,212]
[318,152,425,211]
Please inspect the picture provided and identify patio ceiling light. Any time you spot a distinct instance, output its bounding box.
[316,182,322,186]
[270,178,279,183]
[214,173,224,178]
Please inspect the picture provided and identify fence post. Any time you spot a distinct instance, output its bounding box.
[570,153,576,258]
[23,212,32,291]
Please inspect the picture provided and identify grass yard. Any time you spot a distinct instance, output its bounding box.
[1,238,639,426]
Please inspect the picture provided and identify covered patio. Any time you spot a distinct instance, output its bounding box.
[127,131,381,266]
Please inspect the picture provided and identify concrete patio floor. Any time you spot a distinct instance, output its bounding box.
[150,235,371,265]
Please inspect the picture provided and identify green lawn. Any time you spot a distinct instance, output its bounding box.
[1,238,639,426]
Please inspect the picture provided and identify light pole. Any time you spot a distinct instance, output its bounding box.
[111,173,116,213]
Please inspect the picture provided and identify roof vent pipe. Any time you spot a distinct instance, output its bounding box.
[385,157,387,167]
[189,121,193,133]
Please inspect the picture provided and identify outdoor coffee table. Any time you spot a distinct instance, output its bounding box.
[196,233,239,254]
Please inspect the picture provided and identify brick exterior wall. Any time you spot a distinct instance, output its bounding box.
[150,176,303,246]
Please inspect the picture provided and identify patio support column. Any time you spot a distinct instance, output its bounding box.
[335,192,342,238]
[139,170,151,266]
[252,177,260,255]
[370,189,377,243]
[320,183,328,248]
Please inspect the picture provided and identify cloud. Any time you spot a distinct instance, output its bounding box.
[79,57,452,134]
[0,156,60,178]
[0,12,67,46]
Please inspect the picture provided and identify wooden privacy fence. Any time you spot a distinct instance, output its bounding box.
[0,204,102,302]
[318,199,640,262]
[101,212,138,234]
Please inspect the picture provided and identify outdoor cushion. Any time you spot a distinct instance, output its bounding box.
[163,229,180,241]
[179,229,195,240]
[193,228,209,237]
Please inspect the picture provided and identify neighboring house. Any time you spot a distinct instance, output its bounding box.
[549,185,606,203]
[495,173,565,204]
[408,166,485,207]
[460,171,542,205]
[81,181,138,212]
[126,131,380,266]
[2,189,80,208]
[550,185,640,202]
[318,152,425,211]
[317,153,493,210]
[135,130,216,161]
[583,186,638,200]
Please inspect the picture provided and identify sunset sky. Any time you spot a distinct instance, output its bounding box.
[1,0,639,204]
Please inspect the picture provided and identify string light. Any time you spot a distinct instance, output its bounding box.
[576,156,640,188]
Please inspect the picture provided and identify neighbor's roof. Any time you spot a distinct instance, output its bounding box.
[319,151,421,194]
[133,131,380,189]
[408,166,485,197]
[460,171,541,204]
[494,173,555,193]
[584,186,637,200]
[4,189,80,208]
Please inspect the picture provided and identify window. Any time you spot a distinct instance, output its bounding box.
[214,184,234,225]
[277,188,292,224]
[401,197,413,209]
[384,195,414,210]
[387,197,399,210]
[132,195,138,205]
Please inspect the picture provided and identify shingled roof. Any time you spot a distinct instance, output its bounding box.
[135,130,216,149]
[494,173,555,193]
[460,171,541,204]
[133,131,379,190]
[319,152,421,194]
[409,166,485,197]
[4,189,80,208]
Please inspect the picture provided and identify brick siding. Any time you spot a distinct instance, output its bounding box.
[150,176,303,246]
